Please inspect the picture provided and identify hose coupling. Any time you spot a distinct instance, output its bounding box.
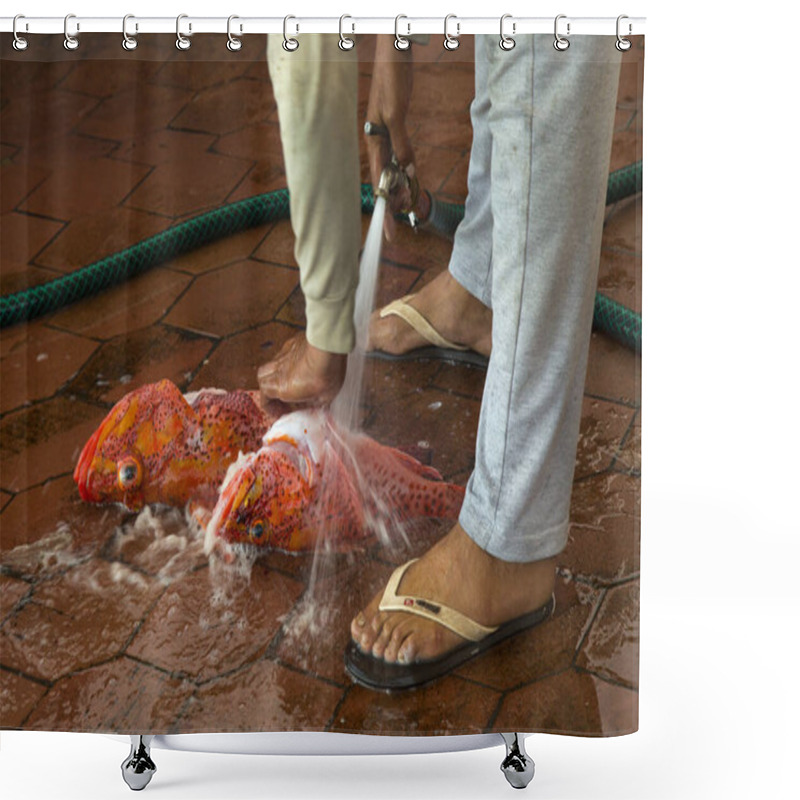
[376,157,422,230]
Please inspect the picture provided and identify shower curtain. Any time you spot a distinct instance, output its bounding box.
[0,27,642,739]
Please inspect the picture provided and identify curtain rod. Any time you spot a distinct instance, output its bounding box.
[1,16,646,37]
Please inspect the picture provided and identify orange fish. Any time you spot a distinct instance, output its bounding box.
[74,379,288,513]
[205,410,465,555]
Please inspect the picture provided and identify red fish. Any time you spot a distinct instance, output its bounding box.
[74,379,288,513]
[205,410,465,555]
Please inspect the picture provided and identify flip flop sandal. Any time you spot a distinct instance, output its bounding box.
[344,559,555,691]
[367,295,489,369]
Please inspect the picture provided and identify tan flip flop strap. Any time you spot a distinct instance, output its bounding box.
[379,295,470,352]
[378,560,498,643]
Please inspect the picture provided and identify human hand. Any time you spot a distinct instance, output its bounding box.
[365,35,414,241]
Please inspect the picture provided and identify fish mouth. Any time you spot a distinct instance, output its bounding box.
[205,462,256,553]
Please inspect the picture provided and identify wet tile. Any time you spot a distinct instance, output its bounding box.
[609,127,643,173]
[335,675,500,734]
[0,263,61,296]
[583,332,641,405]
[379,223,455,273]
[597,248,641,314]
[174,79,276,136]
[576,582,639,689]
[274,285,306,328]
[35,206,173,273]
[0,325,98,414]
[251,219,297,267]
[126,151,251,219]
[76,85,194,142]
[615,412,641,474]
[226,164,288,203]
[188,321,297,392]
[0,395,106,493]
[0,162,50,215]
[574,397,637,480]
[0,475,127,578]
[0,558,165,682]
[60,60,163,98]
[20,158,151,220]
[361,357,442,411]
[166,227,271,276]
[438,153,470,199]
[454,577,601,692]
[0,575,31,621]
[374,261,424,310]
[365,387,480,481]
[105,507,209,582]
[0,89,99,149]
[562,473,641,584]
[431,361,487,401]
[46,267,192,341]
[164,260,298,338]
[24,657,194,733]
[24,133,119,172]
[178,659,341,733]
[214,122,284,162]
[602,196,641,255]
[1,211,63,266]
[68,326,214,404]
[154,58,259,93]
[0,670,48,728]
[493,669,638,735]
[126,565,303,682]
[115,128,217,167]
[276,556,404,686]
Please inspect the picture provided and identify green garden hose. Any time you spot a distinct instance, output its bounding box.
[0,161,642,352]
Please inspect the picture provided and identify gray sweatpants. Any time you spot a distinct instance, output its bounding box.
[454,36,621,563]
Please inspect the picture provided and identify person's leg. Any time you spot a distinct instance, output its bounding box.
[367,51,494,358]
[259,35,360,404]
[351,35,621,670]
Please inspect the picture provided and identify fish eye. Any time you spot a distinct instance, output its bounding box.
[249,520,266,542]
[117,457,142,490]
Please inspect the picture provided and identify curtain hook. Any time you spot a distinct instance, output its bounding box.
[616,15,632,51]
[339,14,355,50]
[444,14,460,51]
[283,15,299,51]
[122,14,138,51]
[554,14,570,51]
[64,13,79,51]
[176,14,191,50]
[12,15,29,51]
[227,15,242,51]
[499,14,515,51]
[394,15,410,51]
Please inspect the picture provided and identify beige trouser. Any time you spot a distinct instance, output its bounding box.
[267,35,361,354]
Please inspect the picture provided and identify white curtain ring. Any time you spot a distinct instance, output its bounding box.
[176,14,191,50]
[444,14,460,51]
[553,14,570,51]
[283,15,299,51]
[12,15,29,51]
[122,14,138,51]
[339,14,355,50]
[499,14,515,51]
[616,15,632,52]
[227,15,242,51]
[394,15,410,51]
[63,13,79,51]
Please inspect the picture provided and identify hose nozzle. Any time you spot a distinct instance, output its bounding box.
[376,160,402,200]
[375,157,422,229]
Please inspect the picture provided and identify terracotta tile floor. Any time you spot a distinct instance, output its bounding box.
[0,34,642,736]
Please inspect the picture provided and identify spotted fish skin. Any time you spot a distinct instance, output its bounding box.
[74,379,288,512]
[206,410,465,554]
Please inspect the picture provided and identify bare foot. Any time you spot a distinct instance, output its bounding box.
[258,334,346,406]
[368,270,492,358]
[350,524,556,665]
